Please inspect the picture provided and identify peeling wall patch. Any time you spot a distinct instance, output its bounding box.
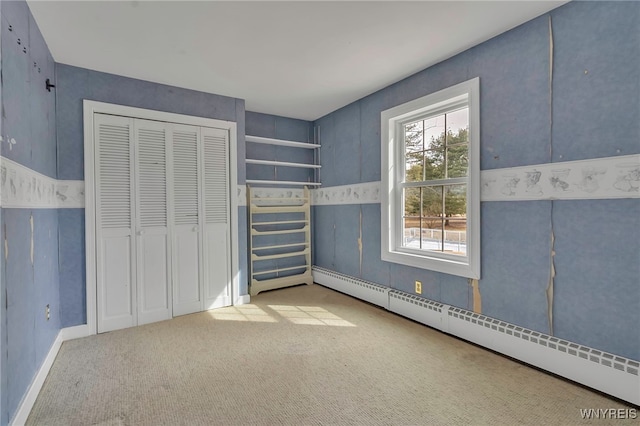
[2,135,17,151]
[4,224,8,261]
[30,213,34,265]
[547,231,556,336]
[470,279,482,314]
[358,208,363,276]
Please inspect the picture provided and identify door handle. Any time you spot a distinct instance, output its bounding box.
[192,226,199,232]
[137,230,145,236]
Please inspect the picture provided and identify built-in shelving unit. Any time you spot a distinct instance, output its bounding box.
[248,186,313,296]
[245,134,319,295]
[245,135,321,186]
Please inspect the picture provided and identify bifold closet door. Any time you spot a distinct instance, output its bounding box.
[171,125,232,314]
[94,113,232,330]
[134,119,172,325]
[95,114,172,333]
[202,127,231,310]
[172,124,204,316]
[95,114,137,333]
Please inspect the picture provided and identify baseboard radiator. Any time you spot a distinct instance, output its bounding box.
[312,266,640,406]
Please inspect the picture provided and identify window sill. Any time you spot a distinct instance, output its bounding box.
[381,248,479,279]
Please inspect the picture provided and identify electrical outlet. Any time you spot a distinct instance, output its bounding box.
[415,280,422,294]
[46,304,50,321]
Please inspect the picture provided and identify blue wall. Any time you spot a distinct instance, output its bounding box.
[0,7,4,423]
[0,1,60,423]
[313,1,639,360]
[0,7,4,422]
[56,64,248,326]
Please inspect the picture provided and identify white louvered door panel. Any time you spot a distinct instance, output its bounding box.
[172,124,203,316]
[202,127,232,309]
[95,114,136,333]
[135,119,172,325]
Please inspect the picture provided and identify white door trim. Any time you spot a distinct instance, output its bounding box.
[84,100,240,335]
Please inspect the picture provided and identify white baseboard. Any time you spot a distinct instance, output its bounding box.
[59,324,92,341]
[10,324,91,426]
[10,332,63,426]
[235,294,251,305]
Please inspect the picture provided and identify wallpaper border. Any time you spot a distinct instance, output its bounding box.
[308,154,639,205]
[4,154,636,209]
[0,156,84,208]
[481,154,639,202]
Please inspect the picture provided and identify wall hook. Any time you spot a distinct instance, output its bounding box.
[46,79,56,92]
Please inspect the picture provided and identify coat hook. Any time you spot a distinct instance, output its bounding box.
[46,78,56,92]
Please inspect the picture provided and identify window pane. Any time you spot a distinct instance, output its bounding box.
[424,115,445,152]
[443,218,467,255]
[405,151,424,182]
[446,144,468,178]
[443,184,467,255]
[403,187,421,249]
[424,150,445,180]
[421,186,443,251]
[444,184,467,217]
[404,122,423,153]
[403,187,421,218]
[421,186,442,218]
[446,108,469,145]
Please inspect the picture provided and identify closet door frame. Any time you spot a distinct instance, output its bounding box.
[84,100,241,336]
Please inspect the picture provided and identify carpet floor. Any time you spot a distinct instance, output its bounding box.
[27,284,635,425]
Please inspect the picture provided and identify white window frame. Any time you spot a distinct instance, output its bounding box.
[381,77,480,279]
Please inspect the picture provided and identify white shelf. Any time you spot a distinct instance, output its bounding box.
[249,273,313,293]
[246,179,321,186]
[252,226,308,236]
[252,265,309,277]
[251,248,310,262]
[252,242,309,252]
[249,204,307,214]
[246,135,320,149]
[252,219,308,226]
[246,159,321,169]
[251,197,309,201]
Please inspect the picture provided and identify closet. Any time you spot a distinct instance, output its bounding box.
[93,113,231,333]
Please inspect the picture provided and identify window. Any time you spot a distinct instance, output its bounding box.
[381,78,480,279]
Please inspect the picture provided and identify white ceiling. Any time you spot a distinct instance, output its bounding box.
[27,1,567,121]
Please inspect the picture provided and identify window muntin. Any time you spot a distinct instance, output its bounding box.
[381,77,480,279]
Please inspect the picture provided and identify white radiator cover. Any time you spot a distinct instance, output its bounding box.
[313,267,389,308]
[312,266,640,406]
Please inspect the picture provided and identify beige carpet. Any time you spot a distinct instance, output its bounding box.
[27,284,635,425]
